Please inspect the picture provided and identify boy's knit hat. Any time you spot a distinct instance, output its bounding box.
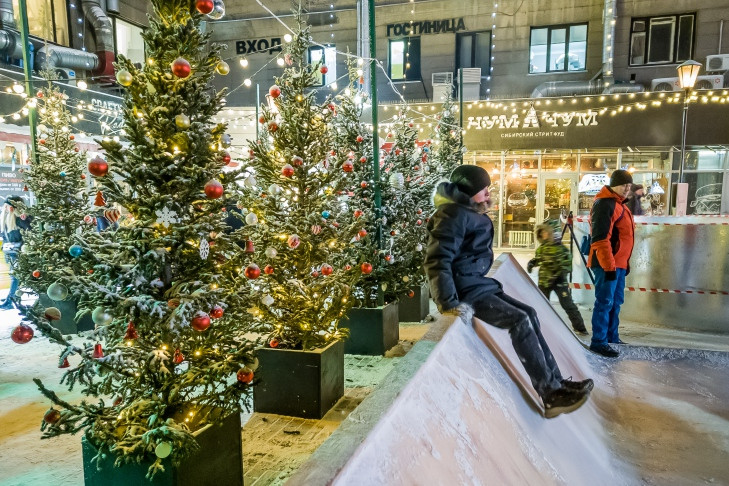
[450,165,491,197]
[609,169,633,187]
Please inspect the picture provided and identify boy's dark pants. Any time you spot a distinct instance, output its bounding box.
[539,276,585,331]
[469,291,563,398]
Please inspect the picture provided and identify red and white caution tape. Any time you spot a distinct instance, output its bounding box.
[573,216,729,225]
[570,282,729,296]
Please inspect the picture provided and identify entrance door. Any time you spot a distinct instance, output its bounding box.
[538,174,578,234]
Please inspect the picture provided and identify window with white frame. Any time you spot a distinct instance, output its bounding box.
[630,13,695,66]
[529,23,587,74]
[308,45,337,87]
[389,37,421,81]
[114,18,145,65]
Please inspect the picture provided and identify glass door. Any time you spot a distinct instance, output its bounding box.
[538,174,578,236]
[501,169,538,249]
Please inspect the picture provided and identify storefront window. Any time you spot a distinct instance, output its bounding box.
[0,142,30,201]
[502,172,537,248]
[629,172,669,215]
[12,0,69,45]
[542,155,576,172]
[621,152,671,171]
[684,172,724,215]
[694,150,729,170]
[389,37,421,81]
[114,18,145,65]
[579,153,616,172]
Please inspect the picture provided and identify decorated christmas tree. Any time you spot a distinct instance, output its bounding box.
[426,95,463,184]
[30,0,257,477]
[235,18,363,350]
[11,77,95,342]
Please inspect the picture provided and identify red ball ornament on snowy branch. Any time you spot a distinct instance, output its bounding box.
[195,0,214,14]
[237,367,254,384]
[269,85,281,98]
[356,135,364,143]
[342,161,354,173]
[210,305,224,319]
[268,121,279,133]
[321,264,333,276]
[221,151,231,165]
[264,265,274,275]
[319,65,328,74]
[171,57,192,78]
[191,313,211,331]
[245,264,261,279]
[292,155,304,167]
[11,324,34,344]
[88,156,109,177]
[44,409,61,424]
[204,179,224,199]
[281,164,294,177]
[360,262,373,274]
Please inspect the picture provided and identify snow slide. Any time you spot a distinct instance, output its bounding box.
[330,254,729,485]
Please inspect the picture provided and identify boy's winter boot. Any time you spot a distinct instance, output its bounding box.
[543,387,590,419]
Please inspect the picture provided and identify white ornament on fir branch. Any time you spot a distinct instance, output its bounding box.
[155,207,179,227]
[199,238,210,260]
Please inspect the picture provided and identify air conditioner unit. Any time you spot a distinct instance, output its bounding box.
[457,68,481,101]
[650,77,679,92]
[431,72,453,102]
[695,74,725,90]
[706,54,729,72]
[55,67,77,85]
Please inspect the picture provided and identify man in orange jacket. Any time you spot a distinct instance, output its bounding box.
[587,169,635,357]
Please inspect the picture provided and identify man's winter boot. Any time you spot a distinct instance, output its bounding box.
[561,377,594,393]
[543,387,590,419]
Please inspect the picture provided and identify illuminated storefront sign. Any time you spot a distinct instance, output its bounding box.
[467,107,599,131]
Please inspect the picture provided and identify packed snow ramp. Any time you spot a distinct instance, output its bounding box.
[324,254,729,486]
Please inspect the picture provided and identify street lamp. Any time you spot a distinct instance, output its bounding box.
[676,60,701,183]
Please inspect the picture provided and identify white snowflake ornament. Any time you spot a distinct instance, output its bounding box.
[155,207,178,228]
[199,237,210,260]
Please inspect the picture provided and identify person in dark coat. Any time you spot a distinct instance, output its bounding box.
[1,196,31,309]
[424,165,592,418]
[587,169,635,357]
[626,184,644,216]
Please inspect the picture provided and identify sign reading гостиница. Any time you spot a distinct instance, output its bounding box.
[387,18,466,37]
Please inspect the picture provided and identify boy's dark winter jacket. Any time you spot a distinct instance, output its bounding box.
[424,182,501,312]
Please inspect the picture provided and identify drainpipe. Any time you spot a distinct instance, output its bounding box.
[602,0,617,89]
[81,0,115,76]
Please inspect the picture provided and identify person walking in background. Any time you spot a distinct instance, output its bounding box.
[626,184,644,216]
[528,224,588,335]
[0,196,31,309]
[587,169,635,357]
[425,165,592,418]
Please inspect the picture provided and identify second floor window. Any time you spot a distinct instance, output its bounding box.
[529,23,587,74]
[630,14,695,65]
[114,18,145,65]
[12,0,69,46]
[456,31,491,76]
[389,37,421,81]
[308,45,337,87]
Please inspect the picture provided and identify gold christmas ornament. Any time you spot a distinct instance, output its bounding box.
[175,114,191,129]
[116,70,133,86]
[215,60,230,75]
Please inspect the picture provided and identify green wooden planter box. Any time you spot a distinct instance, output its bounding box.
[398,283,431,322]
[253,340,344,419]
[81,411,243,486]
[341,302,399,355]
[38,294,94,335]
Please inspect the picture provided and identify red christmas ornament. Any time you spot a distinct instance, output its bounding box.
[287,235,301,249]
[281,164,294,177]
[32,270,41,278]
[59,357,70,368]
[269,339,280,348]
[407,290,416,298]
[356,135,364,143]
[88,156,108,177]
[342,161,354,172]
[39,139,46,145]
[390,230,397,236]
[74,147,80,152]
[417,208,423,215]
[387,132,393,138]
[328,103,336,112]
[395,149,401,156]
[37,91,43,98]
[191,313,211,332]
[417,219,423,225]
[92,343,104,359]
[124,321,138,340]
[173,348,185,364]
[69,134,75,140]
[204,179,224,199]
[360,181,368,188]
[354,210,364,218]
[171,57,192,78]
[113,396,123,406]
[292,155,304,166]
[44,409,61,424]
[258,115,266,124]
[168,298,180,309]
[221,151,231,164]
[311,271,320,278]
[237,367,254,384]
[244,239,255,253]
[264,265,274,275]
[359,156,367,163]
[195,0,214,14]
[319,65,329,74]
[321,264,333,276]
[268,121,279,133]
[244,264,261,279]
[269,85,281,98]
[358,229,368,238]
[210,305,224,319]
[345,264,352,271]
[384,255,392,262]
[11,324,33,344]
[80,173,86,179]
[414,165,420,171]
[360,262,373,274]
